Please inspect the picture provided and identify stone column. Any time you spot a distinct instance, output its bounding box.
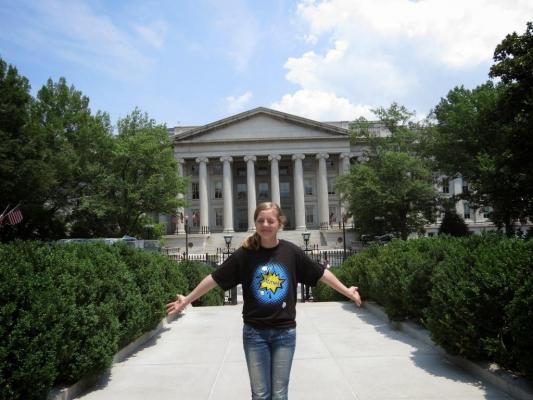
[316,153,330,229]
[220,156,234,233]
[292,154,306,231]
[244,155,257,232]
[175,158,186,234]
[268,154,281,207]
[338,153,351,225]
[196,157,210,234]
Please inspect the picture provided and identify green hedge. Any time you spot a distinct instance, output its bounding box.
[178,260,224,307]
[315,234,533,379]
[0,241,222,400]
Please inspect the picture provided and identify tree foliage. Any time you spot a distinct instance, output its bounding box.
[438,209,470,237]
[425,22,533,234]
[338,103,437,239]
[75,109,186,237]
[0,57,185,241]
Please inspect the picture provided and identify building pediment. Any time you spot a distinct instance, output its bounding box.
[173,107,348,144]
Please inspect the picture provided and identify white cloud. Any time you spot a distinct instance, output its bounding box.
[273,0,533,121]
[226,91,253,112]
[133,20,168,49]
[297,0,533,68]
[2,0,152,79]
[271,89,373,121]
[210,0,261,72]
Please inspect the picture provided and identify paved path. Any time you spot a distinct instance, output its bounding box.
[78,301,512,400]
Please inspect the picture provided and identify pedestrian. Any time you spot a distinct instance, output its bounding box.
[166,202,362,400]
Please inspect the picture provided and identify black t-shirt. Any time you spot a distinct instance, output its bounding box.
[211,239,325,329]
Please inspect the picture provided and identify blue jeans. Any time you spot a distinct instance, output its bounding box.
[242,324,296,400]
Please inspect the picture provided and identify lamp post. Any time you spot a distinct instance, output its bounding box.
[302,231,310,252]
[342,214,347,261]
[224,234,233,254]
[301,231,311,302]
[184,215,189,261]
[223,234,237,305]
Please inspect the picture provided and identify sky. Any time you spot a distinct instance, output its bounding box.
[1,0,532,128]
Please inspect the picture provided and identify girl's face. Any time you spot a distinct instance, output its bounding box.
[255,208,281,243]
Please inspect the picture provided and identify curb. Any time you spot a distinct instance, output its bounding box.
[363,301,533,400]
[47,313,180,400]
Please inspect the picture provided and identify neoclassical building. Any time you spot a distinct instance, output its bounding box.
[165,107,522,251]
[169,107,370,238]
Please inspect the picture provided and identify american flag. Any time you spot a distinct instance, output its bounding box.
[6,206,23,225]
[0,206,22,226]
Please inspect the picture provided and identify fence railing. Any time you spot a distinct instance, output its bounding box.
[161,245,357,304]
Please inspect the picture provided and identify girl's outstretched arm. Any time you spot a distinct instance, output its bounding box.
[166,274,219,316]
[319,269,362,306]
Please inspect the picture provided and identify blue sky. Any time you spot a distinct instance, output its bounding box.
[1,0,532,127]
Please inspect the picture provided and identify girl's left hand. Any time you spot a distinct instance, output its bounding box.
[347,286,362,307]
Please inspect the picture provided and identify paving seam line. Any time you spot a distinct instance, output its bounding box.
[362,301,533,400]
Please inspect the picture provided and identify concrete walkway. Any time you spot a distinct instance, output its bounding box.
[77,300,512,400]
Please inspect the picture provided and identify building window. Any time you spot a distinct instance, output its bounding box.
[463,202,471,220]
[462,180,469,194]
[257,166,268,176]
[258,182,269,200]
[327,159,335,171]
[327,177,336,195]
[329,206,338,225]
[215,208,223,227]
[305,205,314,224]
[191,209,200,227]
[279,166,289,176]
[303,158,313,171]
[190,164,199,175]
[428,232,435,237]
[304,178,314,196]
[237,183,247,199]
[214,181,223,199]
[280,182,290,197]
[483,206,492,218]
[442,178,449,193]
[211,163,222,175]
[192,182,199,200]
[237,167,246,177]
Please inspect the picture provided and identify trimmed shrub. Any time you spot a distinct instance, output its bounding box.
[178,260,224,306]
[426,236,531,370]
[0,241,188,400]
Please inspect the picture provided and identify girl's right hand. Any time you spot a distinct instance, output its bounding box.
[165,294,188,316]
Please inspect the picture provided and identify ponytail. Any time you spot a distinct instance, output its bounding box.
[243,232,262,250]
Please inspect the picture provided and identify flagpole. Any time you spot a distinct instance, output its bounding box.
[0,204,10,218]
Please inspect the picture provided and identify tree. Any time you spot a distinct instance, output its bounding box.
[338,103,437,239]
[427,81,528,235]
[77,109,186,237]
[438,209,470,237]
[0,59,67,241]
[490,21,533,222]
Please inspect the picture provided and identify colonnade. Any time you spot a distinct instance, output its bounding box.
[175,152,355,234]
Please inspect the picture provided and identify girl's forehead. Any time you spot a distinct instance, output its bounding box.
[257,209,278,218]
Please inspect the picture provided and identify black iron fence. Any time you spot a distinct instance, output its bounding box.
[161,245,357,304]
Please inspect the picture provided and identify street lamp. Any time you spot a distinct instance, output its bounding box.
[302,231,311,252]
[224,234,233,253]
[342,214,347,261]
[301,231,311,302]
[184,215,189,261]
[223,234,236,305]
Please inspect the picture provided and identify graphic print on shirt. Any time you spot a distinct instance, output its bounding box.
[252,261,289,305]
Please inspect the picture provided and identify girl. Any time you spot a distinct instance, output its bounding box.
[166,202,362,400]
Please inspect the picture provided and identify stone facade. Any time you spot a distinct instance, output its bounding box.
[169,107,366,236]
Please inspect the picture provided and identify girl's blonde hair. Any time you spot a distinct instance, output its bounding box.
[242,202,286,250]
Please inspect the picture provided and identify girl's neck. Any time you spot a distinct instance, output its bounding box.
[261,238,279,249]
